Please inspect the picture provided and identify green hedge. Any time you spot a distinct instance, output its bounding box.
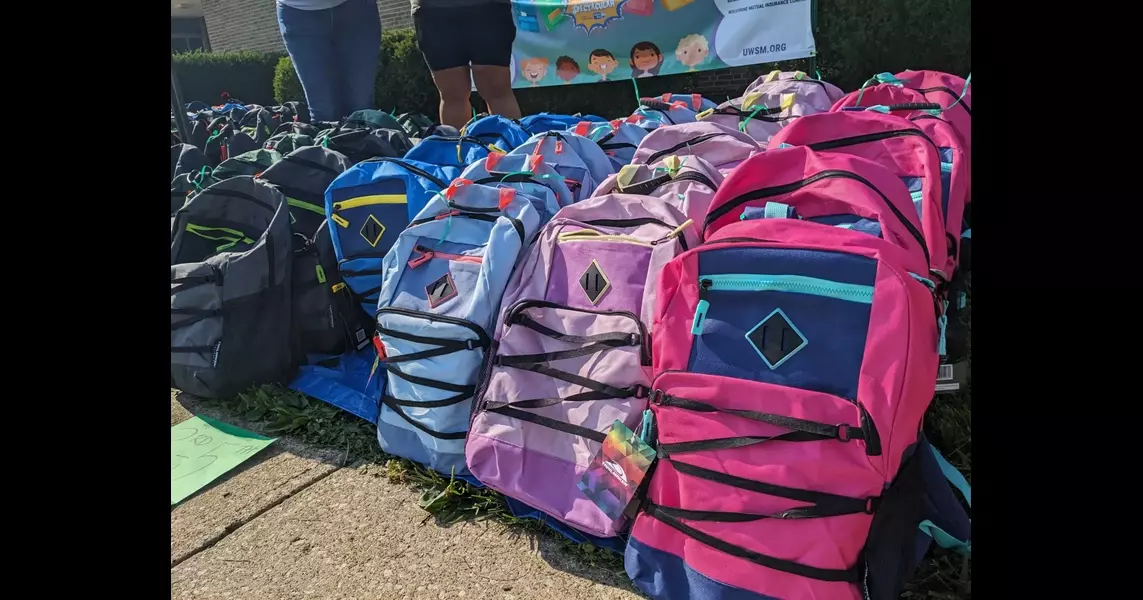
[173,50,286,107]
[199,1,972,116]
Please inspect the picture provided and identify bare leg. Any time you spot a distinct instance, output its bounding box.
[431,66,474,128]
[472,64,522,120]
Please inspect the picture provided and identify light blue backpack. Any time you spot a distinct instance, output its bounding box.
[373,180,542,477]
[458,152,572,225]
[570,119,649,172]
[629,98,699,130]
[506,131,615,202]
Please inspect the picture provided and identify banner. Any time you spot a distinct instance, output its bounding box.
[508,0,816,89]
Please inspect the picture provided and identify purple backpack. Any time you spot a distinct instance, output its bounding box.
[698,71,845,145]
[592,154,723,226]
[466,194,697,538]
[742,69,846,106]
[630,122,761,174]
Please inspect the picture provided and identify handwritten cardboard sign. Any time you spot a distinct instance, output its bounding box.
[171,415,276,505]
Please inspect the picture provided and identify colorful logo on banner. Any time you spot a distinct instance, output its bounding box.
[566,0,625,33]
[509,0,817,89]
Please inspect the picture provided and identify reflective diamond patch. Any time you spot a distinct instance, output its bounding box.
[578,260,611,305]
[426,273,457,308]
[745,308,807,370]
[360,214,386,247]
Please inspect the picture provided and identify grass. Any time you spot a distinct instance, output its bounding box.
[200,299,971,597]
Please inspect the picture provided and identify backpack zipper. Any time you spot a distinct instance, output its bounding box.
[359,157,449,189]
[806,128,937,153]
[407,210,526,244]
[581,217,691,251]
[557,230,654,247]
[915,86,972,115]
[502,299,650,365]
[703,169,929,268]
[407,245,484,269]
[644,132,727,164]
[332,195,405,211]
[375,306,491,348]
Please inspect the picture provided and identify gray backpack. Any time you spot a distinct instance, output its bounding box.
[171,176,295,399]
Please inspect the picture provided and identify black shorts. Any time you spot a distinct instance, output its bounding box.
[414,3,517,71]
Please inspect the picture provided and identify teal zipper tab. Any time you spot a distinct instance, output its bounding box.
[940,162,953,173]
[640,409,653,444]
[691,299,710,334]
[938,300,948,356]
[700,274,875,304]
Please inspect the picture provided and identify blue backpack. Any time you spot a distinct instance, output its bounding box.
[518,112,606,135]
[403,135,503,170]
[630,98,699,130]
[325,158,461,315]
[507,130,616,202]
[458,152,573,225]
[373,180,542,476]
[653,92,719,112]
[570,119,649,172]
[460,115,530,153]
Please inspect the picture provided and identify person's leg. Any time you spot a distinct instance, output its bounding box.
[468,3,521,119]
[414,7,473,128]
[329,0,382,116]
[277,3,341,122]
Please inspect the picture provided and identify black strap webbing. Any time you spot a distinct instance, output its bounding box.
[667,459,875,512]
[382,391,471,409]
[511,313,641,346]
[482,388,613,410]
[658,394,864,443]
[386,364,474,394]
[496,338,635,366]
[486,405,607,443]
[171,345,214,354]
[644,504,862,583]
[658,431,830,456]
[379,396,467,440]
[499,360,641,400]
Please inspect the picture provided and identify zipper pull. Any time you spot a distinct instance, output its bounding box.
[554,140,564,154]
[640,409,654,444]
[652,219,694,245]
[938,299,948,356]
[331,213,349,228]
[407,245,433,268]
[691,279,712,335]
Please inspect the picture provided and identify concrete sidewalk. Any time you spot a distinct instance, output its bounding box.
[171,392,642,600]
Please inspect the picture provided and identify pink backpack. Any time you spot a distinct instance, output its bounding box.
[631,122,761,174]
[834,71,971,150]
[767,111,950,281]
[699,70,845,144]
[625,147,942,600]
[827,87,971,276]
[466,194,697,538]
[593,154,724,226]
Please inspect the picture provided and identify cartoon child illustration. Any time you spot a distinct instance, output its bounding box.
[675,34,710,72]
[519,57,550,87]
[556,56,580,84]
[587,49,619,82]
[629,42,664,78]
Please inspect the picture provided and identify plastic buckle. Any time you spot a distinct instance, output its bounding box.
[649,389,665,405]
[465,339,477,351]
[633,384,648,399]
[864,497,880,514]
[836,424,852,442]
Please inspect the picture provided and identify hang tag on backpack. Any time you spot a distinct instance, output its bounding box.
[577,420,656,522]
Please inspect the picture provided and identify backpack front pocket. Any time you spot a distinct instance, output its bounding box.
[687,247,878,402]
[467,300,651,537]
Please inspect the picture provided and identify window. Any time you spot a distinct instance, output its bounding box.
[171,17,209,54]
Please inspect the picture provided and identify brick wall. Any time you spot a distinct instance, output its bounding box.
[203,0,411,53]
